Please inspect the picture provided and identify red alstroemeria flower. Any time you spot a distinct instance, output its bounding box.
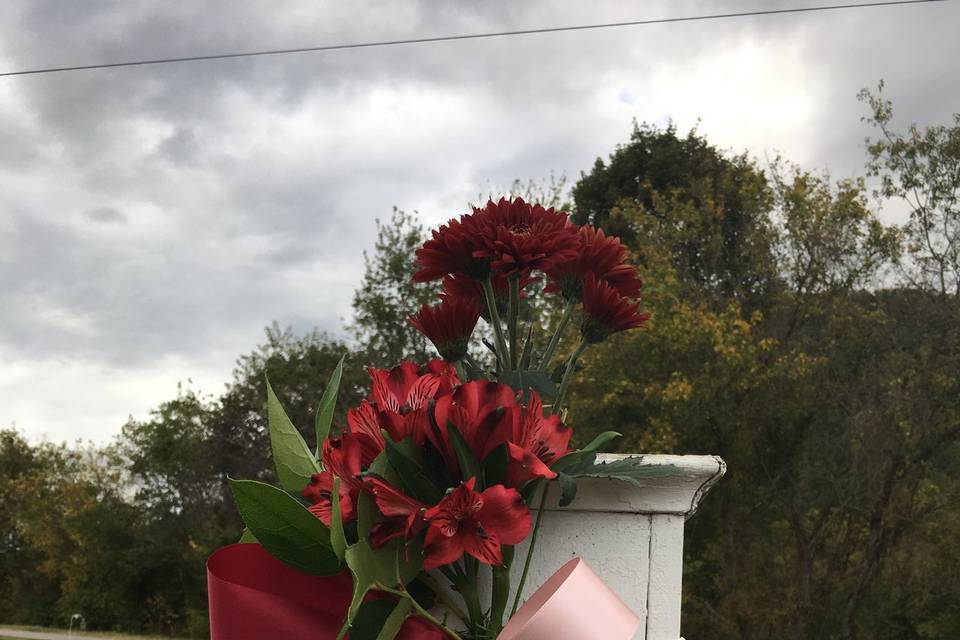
[503,392,572,489]
[413,214,489,282]
[321,433,365,492]
[363,476,429,547]
[302,469,354,525]
[346,400,387,463]
[369,362,441,413]
[369,363,443,444]
[430,381,517,478]
[471,198,581,278]
[409,296,482,362]
[423,479,531,569]
[545,225,644,300]
[580,274,650,343]
[426,358,461,396]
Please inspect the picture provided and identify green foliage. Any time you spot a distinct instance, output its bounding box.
[567,121,960,639]
[350,208,438,366]
[860,80,960,295]
[5,104,960,640]
[229,479,339,576]
[266,377,321,492]
[338,539,423,638]
[329,476,348,563]
[316,355,346,456]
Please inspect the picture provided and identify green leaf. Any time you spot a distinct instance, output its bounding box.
[384,438,444,504]
[448,424,481,487]
[498,369,558,399]
[229,479,340,576]
[518,324,535,370]
[266,377,320,492]
[578,431,623,457]
[565,456,683,488]
[315,355,346,457]
[552,431,622,472]
[358,451,398,539]
[330,476,347,562]
[347,599,397,640]
[557,472,578,507]
[376,599,413,640]
[482,443,509,487]
[238,528,259,544]
[338,539,423,639]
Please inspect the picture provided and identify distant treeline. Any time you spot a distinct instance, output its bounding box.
[2,86,958,639]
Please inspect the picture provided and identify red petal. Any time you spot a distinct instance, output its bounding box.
[459,521,504,566]
[476,484,532,546]
[423,526,465,570]
[364,477,427,519]
[503,442,557,489]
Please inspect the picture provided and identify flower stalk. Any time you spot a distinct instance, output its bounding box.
[481,275,511,369]
[554,338,588,414]
[510,481,550,619]
[507,276,521,369]
[537,298,576,371]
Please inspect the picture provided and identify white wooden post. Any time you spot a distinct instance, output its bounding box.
[476,454,726,640]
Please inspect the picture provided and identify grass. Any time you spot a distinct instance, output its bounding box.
[0,625,193,640]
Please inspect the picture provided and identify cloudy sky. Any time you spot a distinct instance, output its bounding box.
[1,0,957,443]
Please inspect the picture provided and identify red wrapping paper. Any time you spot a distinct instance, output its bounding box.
[207,544,352,640]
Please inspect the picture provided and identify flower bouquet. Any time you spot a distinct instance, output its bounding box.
[209,198,677,640]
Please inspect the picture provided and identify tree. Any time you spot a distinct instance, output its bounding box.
[566,124,959,640]
[860,81,960,295]
[350,208,438,366]
[573,122,778,309]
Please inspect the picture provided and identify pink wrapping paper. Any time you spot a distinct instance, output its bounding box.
[498,557,641,640]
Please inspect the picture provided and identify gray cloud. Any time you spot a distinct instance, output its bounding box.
[1,0,958,441]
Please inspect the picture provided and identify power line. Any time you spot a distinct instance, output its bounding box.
[0,0,947,78]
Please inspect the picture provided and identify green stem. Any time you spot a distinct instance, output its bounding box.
[554,338,588,414]
[537,298,576,371]
[481,276,510,370]
[454,359,468,383]
[490,546,514,634]
[510,481,550,619]
[507,276,521,369]
[419,574,469,622]
[382,586,464,640]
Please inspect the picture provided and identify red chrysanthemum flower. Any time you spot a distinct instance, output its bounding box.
[545,225,643,300]
[503,392,572,489]
[422,478,531,569]
[471,198,581,278]
[409,296,482,362]
[429,381,517,479]
[413,214,489,282]
[580,274,650,343]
